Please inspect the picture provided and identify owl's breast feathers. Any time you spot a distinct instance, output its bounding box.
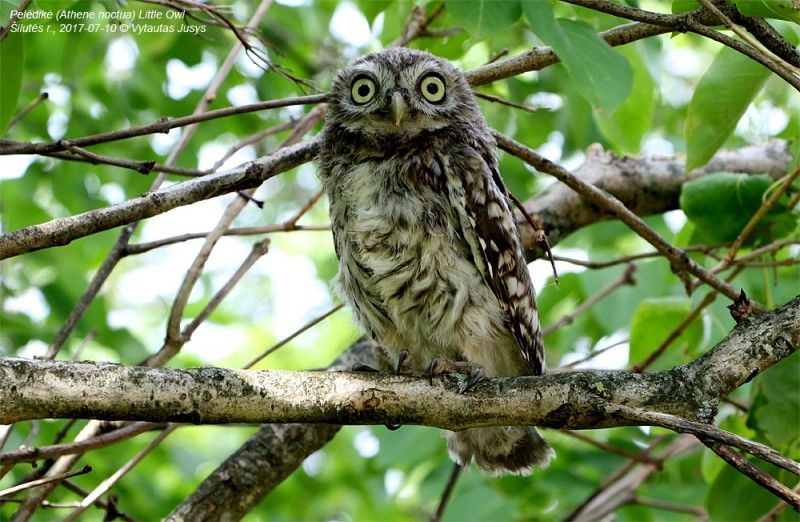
[319,128,542,376]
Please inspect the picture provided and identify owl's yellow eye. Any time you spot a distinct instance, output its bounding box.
[419,74,446,103]
[351,76,377,104]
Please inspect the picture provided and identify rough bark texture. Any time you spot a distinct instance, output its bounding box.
[2,296,797,428]
[165,423,339,522]
[0,139,320,259]
[519,140,793,252]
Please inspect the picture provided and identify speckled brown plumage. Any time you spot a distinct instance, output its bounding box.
[317,48,553,475]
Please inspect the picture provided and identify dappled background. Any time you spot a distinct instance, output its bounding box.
[1,0,798,520]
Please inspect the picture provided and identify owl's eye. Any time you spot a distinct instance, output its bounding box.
[351,76,377,104]
[419,73,446,103]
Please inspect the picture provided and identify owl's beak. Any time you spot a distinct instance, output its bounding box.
[390,92,407,126]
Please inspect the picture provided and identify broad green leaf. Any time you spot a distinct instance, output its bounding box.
[734,0,800,22]
[685,47,770,170]
[522,2,632,111]
[0,30,23,133]
[748,352,800,457]
[672,0,700,13]
[679,172,794,243]
[594,44,656,153]
[701,447,726,483]
[444,0,521,38]
[706,460,792,520]
[629,297,704,371]
[355,0,393,23]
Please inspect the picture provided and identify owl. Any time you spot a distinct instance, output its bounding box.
[317,48,554,475]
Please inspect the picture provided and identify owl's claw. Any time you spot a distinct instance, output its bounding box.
[427,356,481,390]
[462,368,485,394]
[427,357,441,385]
[395,349,410,375]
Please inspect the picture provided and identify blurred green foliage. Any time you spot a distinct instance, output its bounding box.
[1,0,799,520]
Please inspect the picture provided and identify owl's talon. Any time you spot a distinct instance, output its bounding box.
[462,368,485,394]
[427,357,440,385]
[395,349,410,375]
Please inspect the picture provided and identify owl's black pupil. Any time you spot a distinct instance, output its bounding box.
[427,83,439,94]
[358,84,371,97]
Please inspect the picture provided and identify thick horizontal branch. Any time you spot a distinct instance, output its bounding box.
[2,295,797,427]
[518,140,793,252]
[0,139,319,260]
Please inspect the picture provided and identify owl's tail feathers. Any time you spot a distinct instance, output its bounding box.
[446,426,554,476]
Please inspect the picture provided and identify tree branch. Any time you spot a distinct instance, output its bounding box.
[1,139,790,261]
[517,140,793,253]
[2,295,797,428]
[0,138,320,260]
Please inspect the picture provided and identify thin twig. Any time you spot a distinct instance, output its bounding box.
[559,339,629,369]
[698,0,800,77]
[62,426,177,521]
[60,479,136,521]
[542,264,637,336]
[632,495,708,517]
[0,466,91,498]
[124,224,329,256]
[430,463,462,522]
[180,238,271,341]
[552,244,725,269]
[475,91,546,113]
[0,0,30,40]
[723,164,800,264]
[0,93,327,156]
[631,263,746,372]
[559,430,663,465]
[6,92,48,130]
[560,0,800,90]
[705,441,800,509]
[0,422,164,465]
[244,304,344,369]
[566,435,695,521]
[493,131,767,314]
[610,404,800,476]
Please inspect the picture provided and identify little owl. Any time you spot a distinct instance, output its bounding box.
[318,48,554,475]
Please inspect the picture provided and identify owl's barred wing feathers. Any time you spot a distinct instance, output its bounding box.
[443,145,546,376]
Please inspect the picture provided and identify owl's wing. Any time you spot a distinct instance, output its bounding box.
[442,146,545,376]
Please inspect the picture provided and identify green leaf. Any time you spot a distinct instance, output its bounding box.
[748,352,800,457]
[355,0,393,23]
[594,44,656,153]
[706,460,792,521]
[679,172,794,243]
[685,47,770,170]
[672,0,700,13]
[734,0,800,22]
[629,297,704,371]
[522,1,632,111]
[0,30,24,133]
[444,0,521,38]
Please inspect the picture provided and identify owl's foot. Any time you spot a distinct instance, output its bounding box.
[395,349,411,375]
[427,357,485,393]
[462,367,485,394]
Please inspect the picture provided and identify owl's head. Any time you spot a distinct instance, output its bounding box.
[327,48,479,138]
